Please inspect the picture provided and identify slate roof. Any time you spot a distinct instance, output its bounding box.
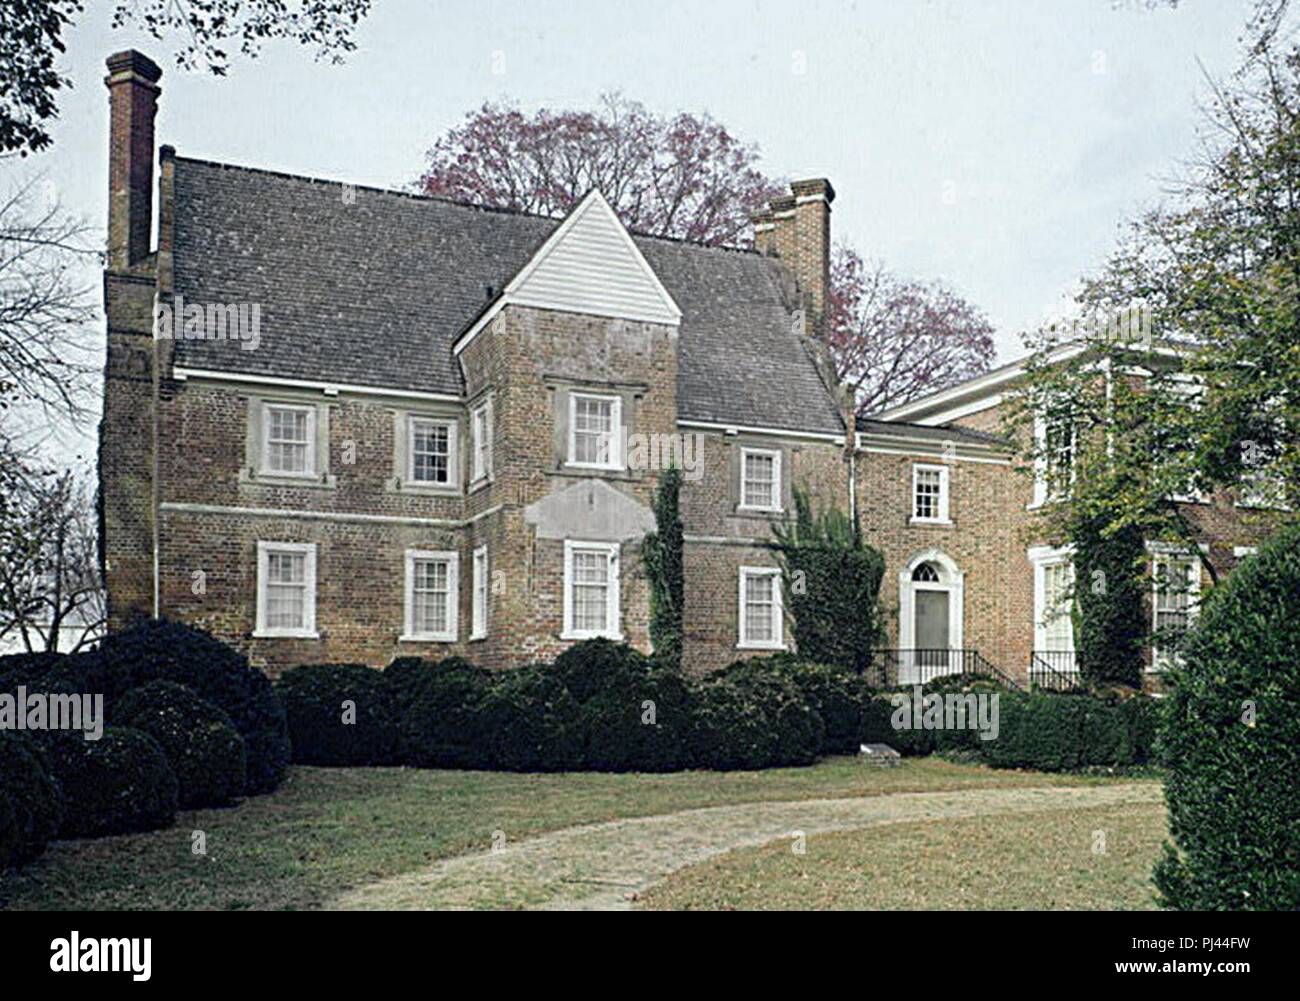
[855,417,1009,449]
[170,156,845,434]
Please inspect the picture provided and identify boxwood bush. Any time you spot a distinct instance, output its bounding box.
[277,664,400,766]
[399,660,492,768]
[581,668,695,772]
[551,639,650,704]
[477,666,584,772]
[722,655,866,754]
[112,681,247,808]
[385,656,478,714]
[91,619,290,794]
[45,726,178,838]
[1153,523,1300,911]
[691,673,822,770]
[0,731,64,868]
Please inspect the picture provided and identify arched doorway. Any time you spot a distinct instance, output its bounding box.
[897,550,964,684]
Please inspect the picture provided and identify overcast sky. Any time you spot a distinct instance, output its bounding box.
[12,0,1271,457]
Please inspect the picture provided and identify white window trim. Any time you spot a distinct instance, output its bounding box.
[738,447,783,513]
[401,549,459,642]
[910,463,952,525]
[471,545,488,640]
[1029,407,1075,509]
[254,541,318,638]
[261,402,317,479]
[737,566,786,650]
[406,415,459,488]
[561,540,622,640]
[1028,544,1075,654]
[567,392,624,471]
[1233,545,1258,559]
[470,399,493,484]
[1149,549,1202,673]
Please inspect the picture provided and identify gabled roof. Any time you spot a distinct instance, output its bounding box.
[169,156,844,435]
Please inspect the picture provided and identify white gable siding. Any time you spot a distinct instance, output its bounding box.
[508,193,681,326]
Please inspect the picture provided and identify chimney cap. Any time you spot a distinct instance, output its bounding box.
[791,178,836,204]
[106,50,162,83]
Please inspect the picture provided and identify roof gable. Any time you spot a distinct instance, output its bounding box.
[507,190,681,326]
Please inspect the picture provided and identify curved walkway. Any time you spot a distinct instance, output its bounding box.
[331,781,1161,911]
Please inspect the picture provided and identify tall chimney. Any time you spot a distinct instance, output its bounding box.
[105,50,162,270]
[753,178,835,336]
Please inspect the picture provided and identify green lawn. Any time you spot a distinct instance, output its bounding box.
[0,758,1143,911]
[640,800,1168,910]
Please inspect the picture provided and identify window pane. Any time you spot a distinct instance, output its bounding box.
[743,453,775,507]
[573,397,613,465]
[1042,562,1074,650]
[412,558,450,634]
[264,551,306,629]
[570,549,610,632]
[915,468,941,519]
[411,420,450,483]
[266,407,310,473]
[744,573,776,643]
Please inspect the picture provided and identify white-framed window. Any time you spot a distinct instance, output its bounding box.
[1028,545,1074,654]
[262,403,316,477]
[255,541,318,638]
[471,545,488,640]
[740,447,782,512]
[1151,551,1200,672]
[568,392,622,469]
[1032,406,1075,507]
[403,550,459,642]
[562,540,621,640]
[470,400,492,483]
[911,463,951,524]
[407,416,456,486]
[738,566,785,650]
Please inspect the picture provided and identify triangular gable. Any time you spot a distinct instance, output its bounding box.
[504,189,681,325]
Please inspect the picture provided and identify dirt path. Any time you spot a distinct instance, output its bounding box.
[330,782,1161,911]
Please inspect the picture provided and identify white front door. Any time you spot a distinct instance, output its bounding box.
[898,552,965,685]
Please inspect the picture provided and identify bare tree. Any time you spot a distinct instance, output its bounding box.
[0,169,98,419]
[0,467,105,653]
[827,246,996,417]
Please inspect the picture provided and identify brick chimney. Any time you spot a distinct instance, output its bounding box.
[105,50,162,270]
[753,178,835,335]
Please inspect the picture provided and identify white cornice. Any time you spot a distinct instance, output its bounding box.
[171,367,462,404]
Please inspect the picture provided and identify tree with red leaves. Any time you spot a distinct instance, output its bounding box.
[417,94,782,247]
[828,247,996,417]
[419,98,996,411]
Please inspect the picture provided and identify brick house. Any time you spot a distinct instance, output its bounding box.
[100,51,1279,683]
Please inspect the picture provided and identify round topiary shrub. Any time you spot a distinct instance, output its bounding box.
[859,693,936,756]
[0,730,64,867]
[277,664,399,767]
[722,656,865,755]
[582,668,695,772]
[399,660,492,769]
[551,639,650,704]
[92,619,290,794]
[112,681,247,808]
[1153,523,1300,910]
[477,666,583,772]
[385,656,478,714]
[45,726,178,838]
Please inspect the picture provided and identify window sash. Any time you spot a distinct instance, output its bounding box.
[1041,562,1074,651]
[1152,554,1198,669]
[264,405,314,475]
[404,551,458,640]
[739,568,782,648]
[409,418,452,484]
[471,405,490,481]
[740,449,780,510]
[912,465,948,521]
[256,542,316,637]
[563,542,620,639]
[569,394,620,468]
[471,547,488,638]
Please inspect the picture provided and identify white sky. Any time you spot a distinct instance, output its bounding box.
[10,0,1269,459]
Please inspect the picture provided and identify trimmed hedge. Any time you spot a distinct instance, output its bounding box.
[690,672,822,771]
[477,666,584,772]
[0,730,64,868]
[113,681,247,808]
[551,639,649,704]
[722,655,866,755]
[581,668,695,772]
[91,620,290,794]
[277,664,399,767]
[1154,522,1300,911]
[45,726,178,838]
[384,656,478,714]
[398,660,492,769]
